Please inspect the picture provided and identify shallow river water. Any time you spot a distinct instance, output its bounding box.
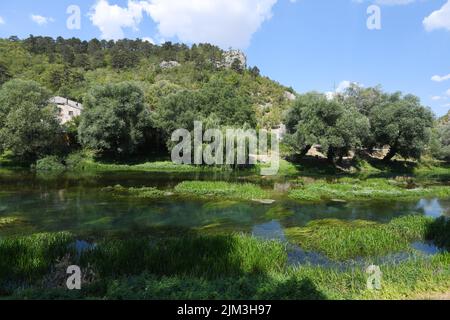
[0,169,448,265]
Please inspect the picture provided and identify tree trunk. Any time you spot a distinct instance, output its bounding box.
[327,147,336,164]
[300,145,312,157]
[383,146,397,162]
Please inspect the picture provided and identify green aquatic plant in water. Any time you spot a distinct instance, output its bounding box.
[285,215,434,261]
[0,217,21,227]
[264,205,295,220]
[102,185,166,199]
[289,178,450,202]
[174,181,269,200]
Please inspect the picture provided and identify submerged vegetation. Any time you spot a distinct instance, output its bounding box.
[102,185,166,199]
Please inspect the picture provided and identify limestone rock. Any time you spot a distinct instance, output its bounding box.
[284,91,296,101]
[217,49,247,69]
[160,60,180,69]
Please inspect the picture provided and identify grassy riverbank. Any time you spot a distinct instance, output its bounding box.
[0,214,449,300]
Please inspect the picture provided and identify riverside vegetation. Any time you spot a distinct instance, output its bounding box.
[0,216,449,300]
[0,36,450,300]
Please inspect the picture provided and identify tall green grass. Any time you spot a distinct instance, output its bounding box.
[81,234,287,278]
[0,232,74,285]
[1,216,449,300]
[10,252,450,300]
[285,215,434,261]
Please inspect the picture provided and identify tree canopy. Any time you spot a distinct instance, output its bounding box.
[78,82,153,156]
[0,79,61,161]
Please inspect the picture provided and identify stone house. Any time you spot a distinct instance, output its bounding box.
[50,96,83,124]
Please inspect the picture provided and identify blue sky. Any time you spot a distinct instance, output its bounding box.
[1,0,450,116]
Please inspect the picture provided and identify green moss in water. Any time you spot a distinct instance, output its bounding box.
[202,200,239,211]
[0,217,21,227]
[102,185,165,199]
[264,205,295,220]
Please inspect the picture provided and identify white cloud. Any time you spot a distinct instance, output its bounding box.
[0,16,5,25]
[447,89,450,97]
[145,0,278,49]
[89,0,152,40]
[326,80,362,100]
[432,74,450,82]
[423,0,450,32]
[353,0,415,5]
[142,37,155,44]
[90,0,277,48]
[335,80,354,93]
[375,0,415,5]
[432,96,443,101]
[31,14,54,26]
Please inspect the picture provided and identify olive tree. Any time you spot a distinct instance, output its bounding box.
[369,94,434,161]
[284,92,370,162]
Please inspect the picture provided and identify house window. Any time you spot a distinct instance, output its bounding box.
[69,111,74,116]
[58,108,63,115]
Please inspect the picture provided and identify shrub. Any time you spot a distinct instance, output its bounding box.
[35,156,66,172]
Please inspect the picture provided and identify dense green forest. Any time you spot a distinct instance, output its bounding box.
[0,35,449,167]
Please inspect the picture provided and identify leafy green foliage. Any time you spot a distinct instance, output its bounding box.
[0,62,12,85]
[284,93,370,160]
[78,82,153,156]
[35,156,65,172]
[369,94,434,160]
[0,80,62,161]
[431,122,450,161]
[286,88,435,162]
[154,74,256,147]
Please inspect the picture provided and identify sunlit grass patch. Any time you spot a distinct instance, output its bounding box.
[0,217,22,227]
[289,178,450,202]
[174,181,269,200]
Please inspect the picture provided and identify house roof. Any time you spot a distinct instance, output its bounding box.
[50,96,83,110]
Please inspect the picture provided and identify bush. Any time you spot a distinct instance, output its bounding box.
[65,150,94,171]
[35,156,66,172]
